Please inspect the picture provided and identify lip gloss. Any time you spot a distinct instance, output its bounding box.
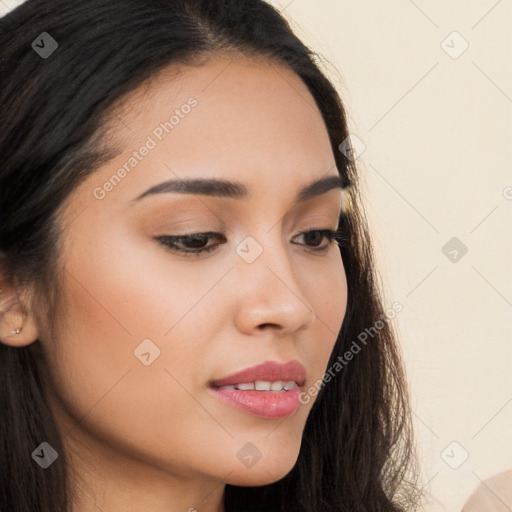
[208,387,302,419]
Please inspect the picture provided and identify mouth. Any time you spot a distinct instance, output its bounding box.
[211,380,301,392]
[209,360,306,389]
[208,360,306,419]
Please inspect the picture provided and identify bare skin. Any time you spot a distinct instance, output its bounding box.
[461,469,512,512]
[0,54,347,511]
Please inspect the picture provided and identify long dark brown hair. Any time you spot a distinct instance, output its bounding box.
[0,0,423,510]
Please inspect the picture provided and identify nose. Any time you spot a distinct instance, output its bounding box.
[232,232,317,336]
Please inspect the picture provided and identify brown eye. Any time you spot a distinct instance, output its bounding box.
[292,229,343,251]
[156,232,226,256]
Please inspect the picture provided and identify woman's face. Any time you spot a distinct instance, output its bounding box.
[42,55,348,507]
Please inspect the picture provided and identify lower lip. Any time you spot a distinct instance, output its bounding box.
[209,386,302,419]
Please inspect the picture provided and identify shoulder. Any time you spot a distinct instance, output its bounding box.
[461,469,512,512]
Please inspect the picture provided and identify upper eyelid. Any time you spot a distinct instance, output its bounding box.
[154,213,341,234]
[162,226,338,238]
[149,203,342,232]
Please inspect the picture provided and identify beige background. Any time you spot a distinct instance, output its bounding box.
[2,0,511,511]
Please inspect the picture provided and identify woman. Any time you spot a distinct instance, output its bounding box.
[0,0,423,510]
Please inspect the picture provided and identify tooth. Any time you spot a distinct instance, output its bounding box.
[237,382,255,390]
[255,380,271,391]
[227,381,295,391]
[270,381,285,391]
[284,380,297,390]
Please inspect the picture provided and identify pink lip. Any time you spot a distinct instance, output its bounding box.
[209,387,303,419]
[210,360,306,388]
[208,360,306,419]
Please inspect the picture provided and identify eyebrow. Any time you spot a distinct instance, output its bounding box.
[131,174,344,204]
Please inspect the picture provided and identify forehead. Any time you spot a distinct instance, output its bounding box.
[64,54,338,220]
[104,53,333,169]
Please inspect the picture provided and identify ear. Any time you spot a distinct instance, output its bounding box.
[0,282,40,348]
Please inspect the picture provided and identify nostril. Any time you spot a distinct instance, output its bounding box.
[258,323,280,330]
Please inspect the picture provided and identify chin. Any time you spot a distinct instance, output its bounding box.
[225,454,299,487]
[226,469,291,487]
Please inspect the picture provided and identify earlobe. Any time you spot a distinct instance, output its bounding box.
[0,287,40,347]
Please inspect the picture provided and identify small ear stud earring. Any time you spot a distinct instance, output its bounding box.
[10,328,21,335]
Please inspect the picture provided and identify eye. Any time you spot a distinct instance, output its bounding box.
[291,228,346,252]
[155,227,347,257]
[156,232,225,256]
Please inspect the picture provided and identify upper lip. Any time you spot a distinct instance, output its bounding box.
[210,360,306,388]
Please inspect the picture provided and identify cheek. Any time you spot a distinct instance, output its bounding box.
[302,255,347,381]
[57,211,208,341]
[45,217,240,465]
[308,252,347,332]
[44,258,221,476]
[51,216,212,382]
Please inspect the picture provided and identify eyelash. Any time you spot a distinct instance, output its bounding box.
[155,228,348,257]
